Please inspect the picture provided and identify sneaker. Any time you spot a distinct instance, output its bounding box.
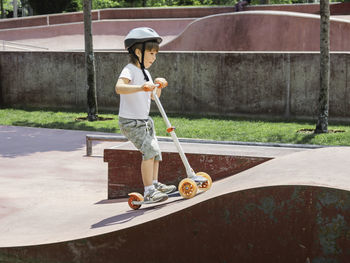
[144,188,168,203]
[154,182,177,194]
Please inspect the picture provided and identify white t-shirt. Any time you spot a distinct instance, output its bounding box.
[118,63,153,119]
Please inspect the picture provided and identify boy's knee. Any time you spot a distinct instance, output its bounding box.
[142,149,162,161]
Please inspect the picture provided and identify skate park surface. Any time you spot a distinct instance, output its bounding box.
[1,125,350,262]
[2,4,350,262]
[0,3,350,51]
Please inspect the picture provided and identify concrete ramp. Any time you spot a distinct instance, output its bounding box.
[0,18,194,51]
[1,126,350,262]
[162,11,350,51]
[1,9,350,51]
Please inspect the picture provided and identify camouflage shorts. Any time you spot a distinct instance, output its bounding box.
[119,116,162,161]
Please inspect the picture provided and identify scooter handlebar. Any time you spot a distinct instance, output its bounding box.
[143,79,168,92]
[154,78,168,89]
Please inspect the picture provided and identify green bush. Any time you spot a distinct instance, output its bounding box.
[28,0,72,14]
[61,0,349,13]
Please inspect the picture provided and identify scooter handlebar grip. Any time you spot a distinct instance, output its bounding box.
[155,78,168,89]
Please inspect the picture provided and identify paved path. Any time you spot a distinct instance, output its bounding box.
[0,125,308,247]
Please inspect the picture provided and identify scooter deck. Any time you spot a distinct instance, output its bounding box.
[128,175,212,210]
[131,191,180,206]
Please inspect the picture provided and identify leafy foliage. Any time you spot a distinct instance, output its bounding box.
[27,0,72,14]
[63,0,344,11]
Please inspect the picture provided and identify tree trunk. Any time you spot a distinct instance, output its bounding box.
[21,0,26,16]
[13,0,18,18]
[315,0,330,133]
[1,0,4,18]
[83,0,98,121]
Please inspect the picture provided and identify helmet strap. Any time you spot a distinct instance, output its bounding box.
[140,42,149,81]
[128,43,149,82]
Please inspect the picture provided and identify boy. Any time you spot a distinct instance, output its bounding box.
[115,27,176,203]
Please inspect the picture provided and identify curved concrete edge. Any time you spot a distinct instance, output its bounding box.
[1,146,350,262]
[162,11,350,51]
[220,147,350,194]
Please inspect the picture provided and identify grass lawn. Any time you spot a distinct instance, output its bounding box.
[0,107,349,146]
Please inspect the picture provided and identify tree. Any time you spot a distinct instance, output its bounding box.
[28,0,72,15]
[83,0,98,121]
[315,0,330,133]
[0,0,4,18]
[13,0,17,17]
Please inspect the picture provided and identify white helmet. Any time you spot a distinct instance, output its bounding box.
[124,27,162,50]
[124,27,162,81]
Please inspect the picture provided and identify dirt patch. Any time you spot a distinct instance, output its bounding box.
[75,116,114,122]
[297,128,345,134]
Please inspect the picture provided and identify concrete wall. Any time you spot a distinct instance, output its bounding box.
[0,51,349,121]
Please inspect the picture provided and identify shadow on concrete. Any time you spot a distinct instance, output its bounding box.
[91,210,148,228]
[91,198,186,229]
[12,120,119,133]
[0,125,116,158]
[265,132,317,146]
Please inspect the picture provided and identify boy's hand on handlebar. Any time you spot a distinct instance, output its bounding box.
[155,78,168,89]
[142,82,156,92]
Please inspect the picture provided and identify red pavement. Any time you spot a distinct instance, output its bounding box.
[1,125,350,262]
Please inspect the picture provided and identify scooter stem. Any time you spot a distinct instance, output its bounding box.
[152,88,196,178]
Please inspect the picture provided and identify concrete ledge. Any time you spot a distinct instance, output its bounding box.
[87,134,325,157]
[0,16,47,29]
[48,11,99,25]
[86,134,128,156]
[99,6,235,19]
[104,147,271,198]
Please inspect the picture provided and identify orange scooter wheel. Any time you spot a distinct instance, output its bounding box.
[178,178,198,199]
[128,192,144,210]
[196,172,212,191]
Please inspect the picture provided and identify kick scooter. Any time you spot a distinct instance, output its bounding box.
[128,80,213,210]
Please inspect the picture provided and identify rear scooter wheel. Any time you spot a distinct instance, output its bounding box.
[128,192,144,210]
[196,172,212,191]
[178,178,198,199]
